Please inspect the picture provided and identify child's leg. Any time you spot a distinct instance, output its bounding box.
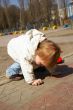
[6,62,21,78]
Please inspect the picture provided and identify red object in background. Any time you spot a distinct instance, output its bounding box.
[57,57,63,64]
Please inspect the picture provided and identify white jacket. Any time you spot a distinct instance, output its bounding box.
[7,29,46,83]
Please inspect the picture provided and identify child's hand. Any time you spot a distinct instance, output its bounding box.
[32,79,44,86]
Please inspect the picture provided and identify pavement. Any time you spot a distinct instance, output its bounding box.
[0,28,73,47]
[0,28,73,110]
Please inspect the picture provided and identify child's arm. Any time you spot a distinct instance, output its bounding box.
[20,59,44,85]
[20,59,35,84]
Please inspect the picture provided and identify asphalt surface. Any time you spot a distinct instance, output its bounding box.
[0,28,73,110]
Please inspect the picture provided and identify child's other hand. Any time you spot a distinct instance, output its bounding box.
[32,79,44,86]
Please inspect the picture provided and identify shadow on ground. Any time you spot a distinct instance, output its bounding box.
[34,64,73,79]
[55,64,73,78]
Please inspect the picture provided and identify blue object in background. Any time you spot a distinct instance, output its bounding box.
[67,2,73,19]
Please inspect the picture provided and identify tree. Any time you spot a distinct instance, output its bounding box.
[17,0,25,29]
[0,6,7,30]
[39,0,52,22]
[8,5,20,29]
[28,0,53,26]
[2,0,11,28]
[28,0,42,24]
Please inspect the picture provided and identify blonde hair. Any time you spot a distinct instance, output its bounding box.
[36,40,61,68]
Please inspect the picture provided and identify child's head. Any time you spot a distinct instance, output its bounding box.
[35,40,61,69]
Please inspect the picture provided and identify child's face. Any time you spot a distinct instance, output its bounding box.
[35,55,57,68]
[35,55,45,66]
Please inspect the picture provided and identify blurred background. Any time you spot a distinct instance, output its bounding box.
[0,0,73,33]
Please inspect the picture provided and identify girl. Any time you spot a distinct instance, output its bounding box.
[6,29,61,86]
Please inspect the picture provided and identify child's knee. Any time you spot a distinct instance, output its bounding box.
[6,68,12,78]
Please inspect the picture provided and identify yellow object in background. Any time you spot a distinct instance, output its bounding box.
[52,25,57,30]
[43,27,48,31]
[13,31,19,35]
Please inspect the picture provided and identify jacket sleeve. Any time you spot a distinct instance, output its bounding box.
[20,59,35,84]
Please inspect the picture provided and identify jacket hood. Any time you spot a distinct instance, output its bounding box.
[25,29,46,57]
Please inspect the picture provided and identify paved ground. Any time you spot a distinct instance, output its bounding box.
[0,28,73,110]
[0,28,73,47]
